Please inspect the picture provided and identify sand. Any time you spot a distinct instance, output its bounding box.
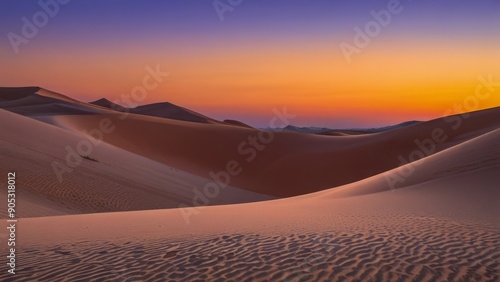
[0,109,273,217]
[0,87,498,281]
[4,129,499,281]
[51,106,500,197]
[91,98,222,124]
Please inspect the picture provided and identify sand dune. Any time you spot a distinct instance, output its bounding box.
[132,102,220,124]
[282,121,421,135]
[0,87,41,102]
[1,86,499,204]
[0,87,113,116]
[91,98,221,124]
[90,98,129,112]
[52,106,500,197]
[223,119,255,128]
[0,87,498,281]
[316,127,500,199]
[0,109,273,218]
[6,127,499,281]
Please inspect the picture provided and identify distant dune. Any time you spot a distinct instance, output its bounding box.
[0,86,40,101]
[280,121,421,136]
[91,97,221,124]
[90,98,129,112]
[0,87,113,116]
[223,119,255,129]
[50,105,500,198]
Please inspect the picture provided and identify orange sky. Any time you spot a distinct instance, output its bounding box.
[2,36,498,127]
[1,0,499,128]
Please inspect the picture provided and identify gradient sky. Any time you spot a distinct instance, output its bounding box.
[1,0,499,128]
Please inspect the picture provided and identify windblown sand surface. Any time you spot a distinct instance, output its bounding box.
[0,87,499,281]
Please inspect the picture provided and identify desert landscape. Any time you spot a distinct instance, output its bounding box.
[1,1,499,281]
[0,86,499,281]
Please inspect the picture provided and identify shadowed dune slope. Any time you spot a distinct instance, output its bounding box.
[90,98,221,124]
[0,87,113,116]
[1,86,499,199]
[132,102,221,124]
[0,109,273,218]
[90,98,129,112]
[0,87,221,124]
[0,86,40,101]
[223,119,255,129]
[53,106,500,197]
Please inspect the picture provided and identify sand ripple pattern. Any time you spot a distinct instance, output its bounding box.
[3,221,499,282]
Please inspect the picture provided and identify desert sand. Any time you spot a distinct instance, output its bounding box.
[0,87,499,281]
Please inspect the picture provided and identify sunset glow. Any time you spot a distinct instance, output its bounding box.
[1,0,499,127]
